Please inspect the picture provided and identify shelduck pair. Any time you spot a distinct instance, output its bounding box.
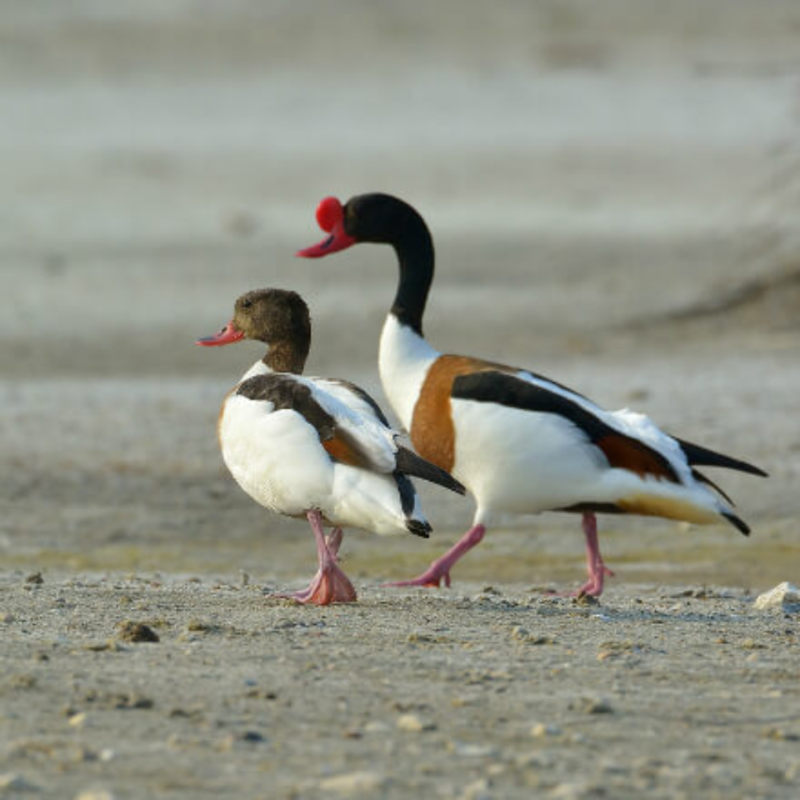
[200,194,764,605]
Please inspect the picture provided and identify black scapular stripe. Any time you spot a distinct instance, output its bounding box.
[451,371,680,481]
[237,374,336,439]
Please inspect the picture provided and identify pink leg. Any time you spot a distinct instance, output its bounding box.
[572,512,615,597]
[325,528,343,559]
[383,524,487,589]
[271,514,357,605]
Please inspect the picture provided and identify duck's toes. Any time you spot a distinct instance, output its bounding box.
[273,563,357,606]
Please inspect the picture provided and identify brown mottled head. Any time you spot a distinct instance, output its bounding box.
[197,288,311,374]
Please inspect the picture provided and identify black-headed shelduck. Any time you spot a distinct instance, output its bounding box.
[298,193,767,596]
[197,287,465,605]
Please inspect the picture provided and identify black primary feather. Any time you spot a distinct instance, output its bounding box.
[721,511,751,537]
[394,446,466,495]
[676,438,767,477]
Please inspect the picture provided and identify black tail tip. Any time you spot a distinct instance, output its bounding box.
[723,511,751,537]
[406,519,432,539]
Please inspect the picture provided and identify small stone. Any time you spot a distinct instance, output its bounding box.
[66,746,96,764]
[68,712,88,729]
[0,613,14,624]
[573,594,599,607]
[83,641,122,652]
[319,771,387,793]
[509,626,554,645]
[239,731,265,743]
[75,791,116,800]
[0,773,37,792]
[448,741,500,758]
[597,651,614,662]
[396,713,435,732]
[762,727,800,741]
[25,572,44,585]
[754,582,800,612]
[459,778,491,800]
[115,622,159,643]
[550,782,595,799]
[530,723,561,738]
[115,693,154,710]
[185,619,213,632]
[570,697,614,714]
[364,720,390,734]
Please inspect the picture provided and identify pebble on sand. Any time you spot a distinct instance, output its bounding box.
[531,722,562,738]
[319,771,387,793]
[74,790,117,800]
[570,697,614,714]
[396,713,436,732]
[115,621,160,643]
[753,582,800,611]
[0,773,37,793]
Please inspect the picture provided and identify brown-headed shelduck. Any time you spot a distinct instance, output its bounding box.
[197,288,465,605]
[298,193,767,596]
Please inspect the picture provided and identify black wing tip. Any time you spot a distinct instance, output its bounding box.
[722,511,751,537]
[677,438,768,478]
[395,447,466,495]
[724,461,769,478]
[406,519,432,539]
[445,476,467,496]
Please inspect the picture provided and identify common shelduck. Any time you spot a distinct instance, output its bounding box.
[298,193,767,596]
[197,287,465,605]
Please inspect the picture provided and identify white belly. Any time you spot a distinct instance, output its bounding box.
[451,398,606,514]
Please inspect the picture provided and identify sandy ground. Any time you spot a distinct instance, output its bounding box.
[2,1,800,798]
[1,577,799,799]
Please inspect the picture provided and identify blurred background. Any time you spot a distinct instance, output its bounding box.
[2,0,799,589]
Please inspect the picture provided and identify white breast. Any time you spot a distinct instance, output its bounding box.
[219,394,332,517]
[378,314,439,429]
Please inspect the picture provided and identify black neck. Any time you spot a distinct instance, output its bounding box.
[388,212,435,336]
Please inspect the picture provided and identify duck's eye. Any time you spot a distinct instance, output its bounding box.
[241,298,252,309]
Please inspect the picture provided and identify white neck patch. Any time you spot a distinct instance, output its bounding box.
[378,314,439,430]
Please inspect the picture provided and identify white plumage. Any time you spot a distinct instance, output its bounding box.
[219,369,428,536]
